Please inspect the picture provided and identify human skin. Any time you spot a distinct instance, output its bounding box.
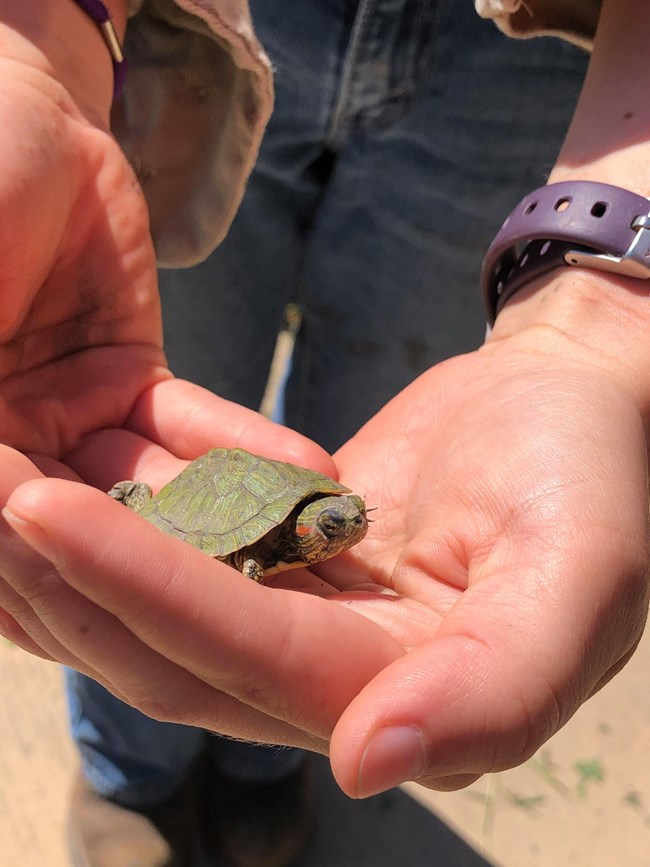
[0,0,648,798]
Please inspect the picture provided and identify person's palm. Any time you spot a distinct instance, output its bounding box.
[0,63,328,477]
[0,65,165,459]
[326,342,649,792]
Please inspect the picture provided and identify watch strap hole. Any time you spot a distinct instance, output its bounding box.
[554,197,572,212]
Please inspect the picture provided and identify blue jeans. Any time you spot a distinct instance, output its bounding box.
[69,0,588,805]
[66,670,305,806]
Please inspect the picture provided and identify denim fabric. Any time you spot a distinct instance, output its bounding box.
[69,0,589,805]
[66,669,305,805]
[159,0,588,452]
[66,669,205,806]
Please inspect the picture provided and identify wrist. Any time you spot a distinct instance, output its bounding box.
[486,269,650,427]
[481,0,650,428]
[0,0,126,123]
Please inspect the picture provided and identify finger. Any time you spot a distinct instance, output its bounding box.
[0,346,167,456]
[415,774,482,791]
[0,465,130,686]
[64,429,190,491]
[1,580,323,752]
[125,378,337,473]
[1,493,326,750]
[64,379,338,490]
[27,453,83,480]
[331,635,519,798]
[4,477,404,737]
[0,450,158,690]
[64,427,337,508]
[1,485,324,746]
[330,552,649,798]
[0,447,303,738]
[0,608,55,661]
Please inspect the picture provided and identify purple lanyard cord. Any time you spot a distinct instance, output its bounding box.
[70,0,126,98]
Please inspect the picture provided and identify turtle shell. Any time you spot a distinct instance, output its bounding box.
[136,448,351,558]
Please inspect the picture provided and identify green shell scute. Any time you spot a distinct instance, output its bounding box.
[137,448,349,558]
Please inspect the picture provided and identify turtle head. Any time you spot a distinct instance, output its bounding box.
[294,494,368,564]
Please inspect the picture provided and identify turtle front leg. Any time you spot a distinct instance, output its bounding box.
[108,481,153,512]
[242,559,265,583]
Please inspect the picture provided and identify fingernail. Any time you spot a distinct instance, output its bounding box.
[356,725,425,798]
[2,508,59,563]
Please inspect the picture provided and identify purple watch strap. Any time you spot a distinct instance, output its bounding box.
[71,0,126,98]
[481,181,650,324]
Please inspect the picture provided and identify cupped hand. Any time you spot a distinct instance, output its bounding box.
[327,339,649,794]
[0,48,337,742]
[3,312,647,798]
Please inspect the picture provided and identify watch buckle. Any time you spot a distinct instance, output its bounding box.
[565,213,650,279]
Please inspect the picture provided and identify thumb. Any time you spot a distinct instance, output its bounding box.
[330,628,557,797]
[330,556,648,798]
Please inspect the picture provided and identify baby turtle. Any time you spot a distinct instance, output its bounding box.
[108,447,368,582]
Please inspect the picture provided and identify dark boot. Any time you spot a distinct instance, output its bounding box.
[210,758,316,867]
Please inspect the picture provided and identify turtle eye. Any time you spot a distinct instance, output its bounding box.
[317,508,345,537]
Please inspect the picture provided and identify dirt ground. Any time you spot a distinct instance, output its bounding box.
[2,619,649,867]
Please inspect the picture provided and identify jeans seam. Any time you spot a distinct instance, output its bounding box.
[407,0,448,111]
[328,0,449,140]
[327,0,377,148]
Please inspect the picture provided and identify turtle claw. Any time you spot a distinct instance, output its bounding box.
[242,559,265,583]
[108,481,154,512]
